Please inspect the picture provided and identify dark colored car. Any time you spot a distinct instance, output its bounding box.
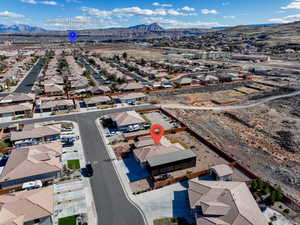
[80,163,93,177]
[86,163,93,175]
[62,141,74,148]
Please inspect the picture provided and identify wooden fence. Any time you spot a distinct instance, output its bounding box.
[154,169,210,189]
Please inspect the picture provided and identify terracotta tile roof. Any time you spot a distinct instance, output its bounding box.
[110,111,145,127]
[10,124,61,142]
[117,82,145,91]
[188,180,268,225]
[0,142,62,182]
[0,186,54,225]
[44,84,64,94]
[118,93,145,100]
[0,103,32,115]
[39,99,74,110]
[0,93,35,104]
[84,96,111,105]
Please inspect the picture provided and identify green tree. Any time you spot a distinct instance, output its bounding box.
[273,187,283,202]
[263,183,271,195]
[122,52,128,59]
[83,70,92,77]
[251,180,258,191]
[88,58,96,65]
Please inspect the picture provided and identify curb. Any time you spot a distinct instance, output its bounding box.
[95,119,149,225]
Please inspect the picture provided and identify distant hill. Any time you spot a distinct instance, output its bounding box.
[0,24,47,32]
[215,23,278,30]
[221,21,300,46]
[128,23,164,32]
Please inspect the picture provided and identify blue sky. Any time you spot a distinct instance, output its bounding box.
[1,0,300,29]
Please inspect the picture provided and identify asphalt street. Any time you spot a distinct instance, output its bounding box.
[81,57,106,85]
[0,105,153,225]
[14,57,45,93]
[0,57,45,97]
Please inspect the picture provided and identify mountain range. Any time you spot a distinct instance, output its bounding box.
[0,24,46,32]
[0,22,280,33]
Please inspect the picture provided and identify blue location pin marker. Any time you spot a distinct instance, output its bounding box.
[69,31,77,43]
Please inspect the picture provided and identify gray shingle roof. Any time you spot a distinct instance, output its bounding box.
[147,149,196,167]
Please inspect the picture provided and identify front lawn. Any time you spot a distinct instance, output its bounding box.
[0,141,11,150]
[67,159,80,170]
[58,215,77,225]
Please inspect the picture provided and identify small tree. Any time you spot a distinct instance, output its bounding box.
[273,187,283,202]
[263,183,271,195]
[122,52,128,60]
[251,179,258,191]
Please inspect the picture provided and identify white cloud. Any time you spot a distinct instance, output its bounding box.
[81,6,195,18]
[181,6,195,11]
[223,15,235,19]
[20,0,37,4]
[0,11,25,18]
[45,16,94,24]
[152,2,172,7]
[269,14,300,23]
[40,1,58,5]
[201,9,218,15]
[81,7,112,17]
[281,0,300,10]
[43,14,119,30]
[142,17,224,28]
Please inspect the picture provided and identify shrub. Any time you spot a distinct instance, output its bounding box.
[283,208,290,214]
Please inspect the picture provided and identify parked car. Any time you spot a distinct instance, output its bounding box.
[22,180,42,190]
[61,127,73,132]
[143,123,151,129]
[80,163,93,177]
[86,163,93,175]
[62,141,74,148]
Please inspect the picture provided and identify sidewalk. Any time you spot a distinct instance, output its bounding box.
[53,121,97,225]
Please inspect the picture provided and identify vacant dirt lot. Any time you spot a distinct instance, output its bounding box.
[148,81,278,106]
[166,96,300,202]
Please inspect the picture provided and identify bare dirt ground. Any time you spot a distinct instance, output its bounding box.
[164,131,250,181]
[148,83,274,106]
[167,96,300,203]
[90,45,165,59]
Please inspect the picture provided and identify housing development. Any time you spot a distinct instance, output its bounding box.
[0,2,300,225]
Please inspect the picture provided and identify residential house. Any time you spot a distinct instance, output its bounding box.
[83,96,112,107]
[175,77,192,86]
[87,85,111,95]
[0,103,32,118]
[117,82,145,92]
[115,93,146,104]
[0,142,62,188]
[44,84,64,96]
[198,75,219,84]
[0,93,35,105]
[231,53,270,62]
[71,78,89,89]
[41,75,64,86]
[10,124,61,147]
[133,136,197,176]
[210,164,233,181]
[110,111,146,132]
[188,180,268,225]
[0,186,54,225]
[38,99,75,113]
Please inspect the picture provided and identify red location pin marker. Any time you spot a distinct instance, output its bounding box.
[150,124,164,145]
